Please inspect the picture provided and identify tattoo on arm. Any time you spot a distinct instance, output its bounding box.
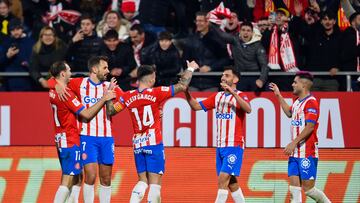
[106,101,117,116]
[179,70,193,87]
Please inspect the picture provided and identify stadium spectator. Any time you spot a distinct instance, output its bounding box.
[29,26,67,90]
[224,12,240,36]
[0,0,16,40]
[182,11,231,91]
[67,15,102,72]
[141,31,182,86]
[0,18,34,91]
[340,0,360,91]
[127,24,156,75]
[99,29,137,90]
[301,10,341,91]
[120,0,140,26]
[215,21,269,91]
[96,10,130,41]
[256,17,271,34]
[138,0,169,37]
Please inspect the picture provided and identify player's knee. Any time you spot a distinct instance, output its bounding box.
[84,173,97,185]
[217,175,230,189]
[302,182,315,192]
[99,175,111,186]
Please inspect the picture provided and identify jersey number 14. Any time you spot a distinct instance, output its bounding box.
[131,105,154,130]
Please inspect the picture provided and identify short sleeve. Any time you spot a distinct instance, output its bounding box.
[154,86,174,103]
[113,87,126,113]
[199,93,217,112]
[304,99,319,125]
[64,90,85,115]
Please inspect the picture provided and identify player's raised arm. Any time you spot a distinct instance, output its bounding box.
[269,82,292,118]
[173,60,200,94]
[184,89,203,111]
[79,90,117,121]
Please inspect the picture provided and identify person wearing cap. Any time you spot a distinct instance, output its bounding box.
[140,31,182,86]
[99,29,137,90]
[270,72,331,203]
[121,0,140,26]
[340,0,360,91]
[0,17,34,91]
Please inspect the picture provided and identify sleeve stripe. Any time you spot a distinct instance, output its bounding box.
[199,101,208,112]
[75,106,85,115]
[171,85,175,97]
[305,119,317,124]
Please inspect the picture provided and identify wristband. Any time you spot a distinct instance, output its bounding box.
[187,67,195,72]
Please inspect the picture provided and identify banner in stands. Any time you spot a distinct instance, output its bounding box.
[0,92,359,147]
[0,147,358,202]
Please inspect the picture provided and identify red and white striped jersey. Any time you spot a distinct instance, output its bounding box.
[199,90,249,148]
[49,88,85,148]
[290,95,319,158]
[66,77,123,137]
[120,86,174,148]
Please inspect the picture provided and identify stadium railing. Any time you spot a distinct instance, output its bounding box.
[0,71,359,91]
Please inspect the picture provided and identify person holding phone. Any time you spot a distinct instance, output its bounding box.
[0,18,34,91]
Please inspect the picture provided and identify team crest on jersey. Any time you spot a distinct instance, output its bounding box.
[161,86,169,92]
[301,158,311,169]
[227,154,237,164]
[72,98,81,107]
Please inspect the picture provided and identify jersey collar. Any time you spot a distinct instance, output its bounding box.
[88,78,103,86]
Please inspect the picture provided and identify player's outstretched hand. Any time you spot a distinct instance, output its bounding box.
[284,142,296,156]
[108,77,118,90]
[186,60,200,71]
[269,82,281,96]
[103,90,116,101]
[55,83,71,101]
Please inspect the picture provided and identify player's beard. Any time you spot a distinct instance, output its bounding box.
[97,72,108,81]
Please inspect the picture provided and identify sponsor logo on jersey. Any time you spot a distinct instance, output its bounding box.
[307,108,318,114]
[83,96,101,104]
[216,112,233,119]
[291,119,303,126]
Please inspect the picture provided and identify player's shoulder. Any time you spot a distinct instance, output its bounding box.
[304,95,319,107]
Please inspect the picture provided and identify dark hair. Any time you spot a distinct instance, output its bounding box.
[296,71,314,81]
[195,11,208,18]
[130,24,144,35]
[350,12,360,23]
[88,56,108,71]
[158,31,172,40]
[0,0,10,7]
[240,21,253,30]
[137,65,156,81]
[320,10,336,20]
[258,16,269,21]
[50,61,68,77]
[80,13,96,24]
[103,29,119,40]
[224,66,241,79]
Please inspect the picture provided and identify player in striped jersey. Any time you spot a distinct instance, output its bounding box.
[185,66,251,203]
[107,61,199,203]
[49,61,116,203]
[270,71,331,203]
[48,56,124,203]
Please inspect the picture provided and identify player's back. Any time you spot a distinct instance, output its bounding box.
[49,89,84,148]
[121,86,174,147]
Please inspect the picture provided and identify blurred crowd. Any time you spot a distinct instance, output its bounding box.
[0,0,360,92]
